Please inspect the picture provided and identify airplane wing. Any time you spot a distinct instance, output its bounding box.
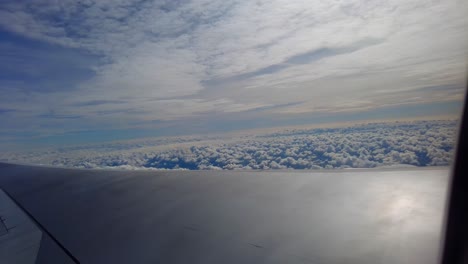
[0,162,448,264]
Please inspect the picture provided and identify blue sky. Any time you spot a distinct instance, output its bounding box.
[0,0,466,150]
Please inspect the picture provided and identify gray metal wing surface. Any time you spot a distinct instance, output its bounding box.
[0,163,448,264]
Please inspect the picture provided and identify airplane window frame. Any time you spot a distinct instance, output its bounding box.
[440,80,468,264]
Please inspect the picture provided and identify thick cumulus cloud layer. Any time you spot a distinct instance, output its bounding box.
[0,0,466,144]
[0,120,457,170]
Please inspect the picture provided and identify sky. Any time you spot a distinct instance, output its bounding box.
[0,0,467,150]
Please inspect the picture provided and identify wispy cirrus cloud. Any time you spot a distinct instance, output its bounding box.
[0,0,466,147]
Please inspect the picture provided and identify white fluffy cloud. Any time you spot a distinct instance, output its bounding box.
[0,120,457,170]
